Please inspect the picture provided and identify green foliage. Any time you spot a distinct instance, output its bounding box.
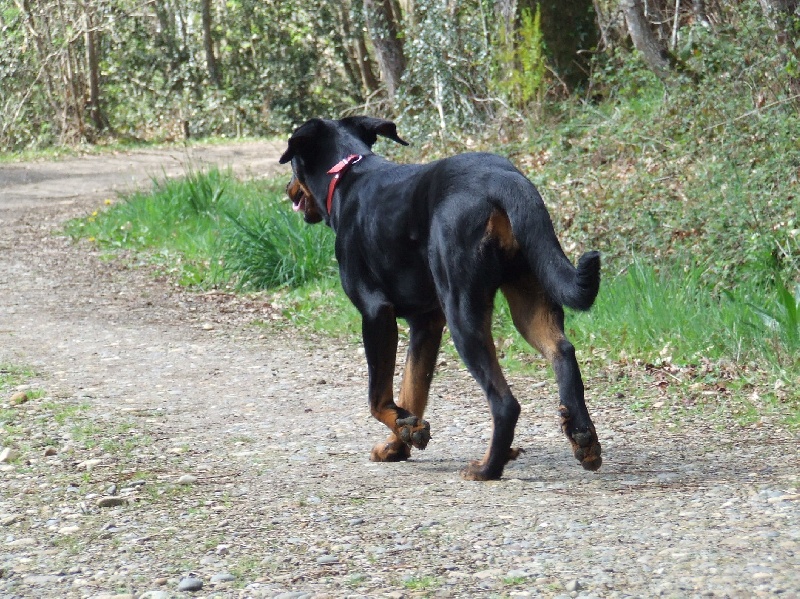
[0,1,359,150]
[493,6,548,110]
[0,364,36,393]
[748,281,800,353]
[222,200,336,290]
[529,4,800,300]
[396,1,495,138]
[65,169,334,291]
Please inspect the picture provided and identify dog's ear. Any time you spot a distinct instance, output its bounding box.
[343,116,410,147]
[279,119,324,164]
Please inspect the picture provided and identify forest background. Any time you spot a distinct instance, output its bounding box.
[2,0,799,412]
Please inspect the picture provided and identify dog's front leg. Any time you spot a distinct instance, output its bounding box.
[370,311,444,461]
[361,304,431,462]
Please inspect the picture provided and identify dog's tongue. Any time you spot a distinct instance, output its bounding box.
[292,197,305,212]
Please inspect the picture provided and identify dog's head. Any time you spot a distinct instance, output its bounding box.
[279,116,409,224]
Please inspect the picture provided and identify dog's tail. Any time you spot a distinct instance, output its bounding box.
[493,178,601,311]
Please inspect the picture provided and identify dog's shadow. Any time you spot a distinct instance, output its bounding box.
[407,430,784,491]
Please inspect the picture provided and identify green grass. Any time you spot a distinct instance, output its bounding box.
[65,169,334,290]
[0,363,36,392]
[402,574,439,590]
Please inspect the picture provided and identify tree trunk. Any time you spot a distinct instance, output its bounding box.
[692,0,711,28]
[202,0,221,87]
[84,3,104,131]
[495,0,517,38]
[363,0,406,101]
[56,0,86,142]
[620,0,671,79]
[17,0,60,125]
[356,33,381,95]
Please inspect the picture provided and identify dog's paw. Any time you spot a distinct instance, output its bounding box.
[460,460,501,481]
[460,447,521,481]
[559,405,602,471]
[370,438,411,462]
[395,416,431,450]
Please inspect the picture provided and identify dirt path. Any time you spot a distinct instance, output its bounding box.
[0,144,798,599]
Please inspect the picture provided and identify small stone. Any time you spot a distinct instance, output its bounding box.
[77,458,102,471]
[5,537,36,547]
[564,579,581,592]
[177,474,198,485]
[177,576,203,591]
[201,323,215,331]
[22,574,63,584]
[0,447,19,463]
[1,514,21,526]
[96,496,126,508]
[10,391,29,405]
[139,592,171,599]
[58,525,80,534]
[348,518,364,525]
[474,568,503,580]
[153,577,169,586]
[44,446,58,457]
[767,493,800,503]
[215,544,230,555]
[210,572,235,583]
[316,554,338,565]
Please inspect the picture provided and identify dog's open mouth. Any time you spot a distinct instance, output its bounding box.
[286,175,323,224]
[291,188,307,213]
[286,175,308,213]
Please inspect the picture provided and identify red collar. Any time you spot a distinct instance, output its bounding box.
[326,154,362,213]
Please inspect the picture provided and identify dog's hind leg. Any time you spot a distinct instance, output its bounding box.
[501,276,602,471]
[439,293,522,481]
[362,303,432,462]
[371,310,445,462]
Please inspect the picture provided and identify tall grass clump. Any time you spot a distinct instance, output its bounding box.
[65,169,336,290]
[222,199,335,290]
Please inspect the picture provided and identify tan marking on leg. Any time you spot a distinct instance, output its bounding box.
[484,209,519,254]
[503,277,602,471]
[397,347,434,416]
[372,314,443,462]
[502,278,564,361]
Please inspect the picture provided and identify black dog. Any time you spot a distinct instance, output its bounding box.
[280,116,602,480]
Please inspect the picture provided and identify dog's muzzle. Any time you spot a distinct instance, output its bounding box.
[286,176,307,213]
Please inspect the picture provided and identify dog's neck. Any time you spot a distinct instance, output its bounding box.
[325,154,363,214]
